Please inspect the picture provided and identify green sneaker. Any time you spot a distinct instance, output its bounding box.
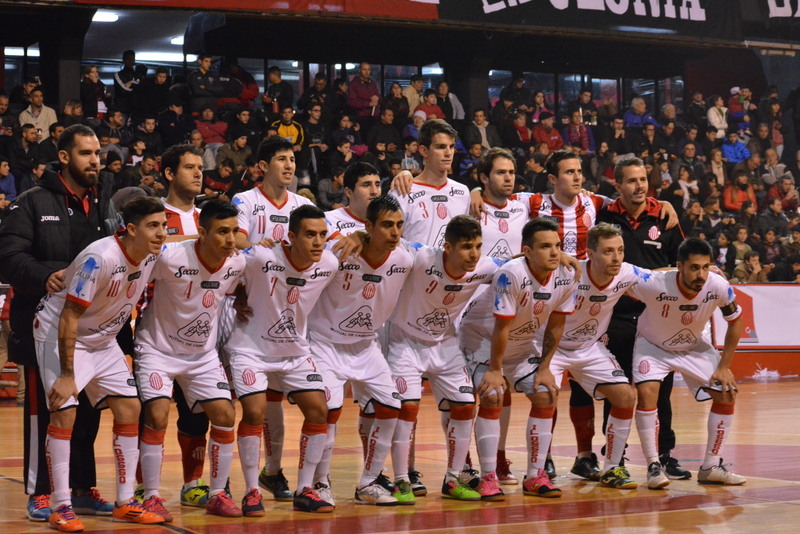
[393,479,416,505]
[441,476,481,501]
[180,479,210,507]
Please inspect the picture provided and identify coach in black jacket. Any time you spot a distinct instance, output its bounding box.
[0,124,122,518]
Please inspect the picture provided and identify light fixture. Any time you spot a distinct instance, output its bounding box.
[135,52,197,63]
[170,36,184,46]
[93,10,119,23]
[4,47,40,57]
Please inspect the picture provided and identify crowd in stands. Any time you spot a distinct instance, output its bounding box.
[1,53,799,283]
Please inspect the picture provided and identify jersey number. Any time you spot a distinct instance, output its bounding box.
[342,273,353,291]
[107,279,121,298]
[419,202,429,219]
[661,304,670,318]
[575,295,585,310]
[425,280,438,294]
[184,281,193,299]
[269,278,279,297]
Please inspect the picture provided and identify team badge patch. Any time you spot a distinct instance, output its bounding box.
[242,369,256,386]
[273,225,284,241]
[638,360,650,375]
[648,226,661,240]
[395,377,407,394]
[149,373,163,390]
[681,311,694,325]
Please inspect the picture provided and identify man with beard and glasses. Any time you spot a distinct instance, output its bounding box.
[0,124,124,523]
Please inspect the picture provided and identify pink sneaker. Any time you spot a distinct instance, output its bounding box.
[477,472,505,501]
[522,469,562,498]
[142,496,173,522]
[206,492,243,517]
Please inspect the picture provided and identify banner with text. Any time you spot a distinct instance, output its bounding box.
[712,284,800,350]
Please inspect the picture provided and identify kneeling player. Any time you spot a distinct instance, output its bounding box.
[629,238,745,488]
[134,200,245,519]
[35,198,167,532]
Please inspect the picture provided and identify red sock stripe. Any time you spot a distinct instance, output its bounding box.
[477,405,502,420]
[237,422,262,437]
[266,391,284,402]
[399,403,420,422]
[141,425,166,445]
[301,422,327,436]
[113,422,139,437]
[327,408,342,425]
[373,404,399,420]
[210,426,235,444]
[449,404,475,421]
[610,406,635,420]
[530,405,555,419]
[47,424,73,440]
[711,401,735,415]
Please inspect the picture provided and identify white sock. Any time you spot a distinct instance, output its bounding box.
[392,419,415,481]
[360,415,398,487]
[357,414,374,461]
[237,422,262,491]
[314,423,337,484]
[603,409,633,471]
[475,406,501,474]
[446,417,473,478]
[296,423,326,492]
[139,426,166,499]
[46,425,72,509]
[263,398,285,474]
[636,408,659,465]
[702,403,735,469]
[526,409,554,477]
[208,425,235,496]
[112,423,140,504]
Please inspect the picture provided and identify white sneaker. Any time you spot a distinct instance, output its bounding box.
[647,462,670,489]
[355,480,399,506]
[313,481,336,507]
[698,459,746,485]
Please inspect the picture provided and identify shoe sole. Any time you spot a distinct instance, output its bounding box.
[72,509,113,516]
[667,473,692,480]
[442,494,481,501]
[395,499,416,506]
[498,479,519,486]
[355,499,399,506]
[293,506,334,513]
[647,480,670,489]
[27,512,49,522]
[600,482,639,490]
[243,510,266,517]
[180,500,207,508]
[570,470,601,481]
[698,479,746,486]
[480,494,506,501]
[412,489,427,496]
[522,490,562,498]
[111,517,166,524]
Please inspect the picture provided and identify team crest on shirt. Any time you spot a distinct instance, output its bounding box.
[273,225,285,241]
[126,281,138,299]
[509,319,539,339]
[242,369,256,386]
[487,239,512,260]
[415,308,450,334]
[287,286,300,304]
[648,226,661,240]
[268,309,297,338]
[362,283,377,299]
[589,302,602,316]
[177,313,212,343]
[533,300,545,315]
[664,329,697,348]
[681,312,694,325]
[339,306,374,334]
[498,219,509,234]
[96,303,133,335]
[565,319,598,342]
[436,203,448,219]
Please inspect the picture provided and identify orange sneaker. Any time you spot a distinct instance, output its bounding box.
[112,499,165,524]
[48,505,85,532]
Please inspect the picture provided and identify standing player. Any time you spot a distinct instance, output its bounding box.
[232,136,313,502]
[475,219,577,498]
[325,161,382,238]
[388,215,498,501]
[629,238,745,488]
[34,197,167,532]
[309,196,413,505]
[134,200,246,520]
[229,205,338,513]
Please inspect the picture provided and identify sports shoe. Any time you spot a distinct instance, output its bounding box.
[142,495,173,522]
[314,481,336,508]
[599,466,638,489]
[241,488,265,517]
[132,483,145,504]
[72,488,114,516]
[258,467,294,502]
[571,453,601,481]
[698,459,746,486]
[355,479,399,506]
[180,479,210,507]
[408,470,427,496]
[496,456,518,485]
[27,494,52,522]
[459,468,480,489]
[646,462,670,489]
[375,473,397,494]
[522,469,562,498]
[544,455,557,480]
[477,472,505,501]
[112,499,165,524]
[661,455,692,480]
[206,492,243,517]
[48,504,84,532]
[441,475,482,501]
[392,479,416,505]
[293,486,335,513]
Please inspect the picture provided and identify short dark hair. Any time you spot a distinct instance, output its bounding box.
[161,145,203,178]
[423,88,436,98]
[613,157,646,184]
[743,250,760,262]
[677,237,713,263]
[57,124,97,153]
[122,196,164,226]
[473,107,487,116]
[29,86,44,97]
[444,214,481,245]
[477,147,515,179]
[218,158,235,170]
[410,74,424,83]
[199,199,239,230]
[343,161,379,191]
[268,66,281,75]
[122,49,135,60]
[49,122,63,135]
[522,218,560,247]
[418,119,456,148]
[198,53,212,61]
[545,149,580,177]
[366,195,401,225]
[257,135,293,164]
[288,204,325,235]
[587,222,622,251]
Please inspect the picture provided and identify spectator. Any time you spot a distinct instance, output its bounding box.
[0,157,16,201]
[499,74,533,114]
[747,123,772,158]
[18,160,46,193]
[400,136,421,176]
[330,113,362,148]
[203,158,236,198]
[113,49,139,114]
[490,94,515,129]
[216,129,252,172]
[435,81,465,122]
[712,230,736,279]
[228,106,262,153]
[766,98,785,159]
[157,98,195,148]
[566,86,598,125]
[217,59,259,110]
[270,106,305,155]
[8,76,38,115]
[414,89,445,120]
[188,129,217,171]
[347,62,381,128]
[79,65,111,121]
[561,110,595,156]
[462,108,501,151]
[0,94,15,137]
[316,167,347,210]
[603,115,633,157]
[757,228,784,266]
[402,110,425,140]
[671,142,705,180]
[529,90,552,124]
[127,138,147,165]
[723,170,757,213]
[783,225,800,258]
[402,74,425,118]
[133,116,164,156]
[706,94,729,137]
[721,129,750,165]
[18,87,57,139]
[381,82,410,131]
[731,250,771,283]
[731,224,753,264]
[458,143,482,184]
[769,254,800,282]
[733,153,765,206]
[657,121,681,158]
[302,104,330,182]
[366,108,402,154]
[631,123,663,158]
[623,97,658,129]
[658,104,686,136]
[524,152,550,194]
[761,148,790,189]
[10,123,40,184]
[700,125,722,159]
[502,111,533,160]
[119,153,162,194]
[707,147,727,188]
[677,125,704,159]
[329,77,350,123]
[297,73,333,123]
[34,122,63,166]
[702,196,735,241]
[61,99,87,128]
[532,111,563,153]
[765,175,799,213]
[188,53,224,115]
[662,165,699,215]
[686,91,707,130]
[679,199,704,236]
[260,66,293,121]
[328,139,355,170]
[96,108,132,148]
[132,66,170,124]
[194,105,227,147]
[738,200,760,238]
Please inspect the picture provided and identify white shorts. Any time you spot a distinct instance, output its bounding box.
[229,351,327,400]
[310,334,400,412]
[36,341,137,410]
[463,340,539,396]
[633,336,723,401]
[387,325,474,408]
[551,343,629,400]
[134,346,231,413]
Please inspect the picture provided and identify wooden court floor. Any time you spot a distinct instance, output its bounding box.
[1,377,799,533]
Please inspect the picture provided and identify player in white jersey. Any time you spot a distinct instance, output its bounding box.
[232,136,312,502]
[229,205,339,513]
[309,196,413,506]
[133,200,246,520]
[627,238,745,489]
[35,198,167,531]
[475,219,577,499]
[387,215,499,501]
[324,161,381,239]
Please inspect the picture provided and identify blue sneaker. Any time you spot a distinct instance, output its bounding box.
[27,494,52,521]
[72,488,113,515]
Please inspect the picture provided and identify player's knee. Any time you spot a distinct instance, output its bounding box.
[240,396,267,426]
[607,385,635,409]
[635,382,659,409]
[299,398,328,425]
[531,391,556,407]
[143,408,169,430]
[110,398,141,423]
[481,393,502,408]
[50,406,77,429]
[207,401,235,428]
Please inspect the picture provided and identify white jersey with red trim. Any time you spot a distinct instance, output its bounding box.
[557,261,653,350]
[627,270,741,352]
[390,179,470,247]
[324,207,365,239]
[135,240,245,354]
[163,201,199,236]
[309,246,413,344]
[491,259,577,355]
[33,235,158,349]
[227,244,337,359]
[524,192,608,259]
[232,188,313,243]
[479,196,530,261]
[389,244,499,343]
